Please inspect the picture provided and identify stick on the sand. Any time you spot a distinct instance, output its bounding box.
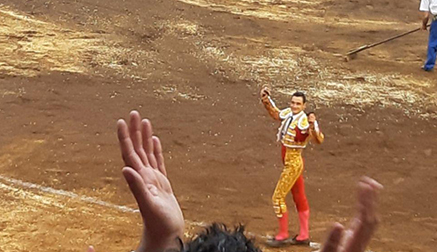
[345,25,430,61]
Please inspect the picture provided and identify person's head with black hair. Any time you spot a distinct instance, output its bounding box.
[290,92,307,114]
[184,223,261,252]
[292,92,306,103]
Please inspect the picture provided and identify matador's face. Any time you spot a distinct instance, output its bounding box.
[290,96,306,115]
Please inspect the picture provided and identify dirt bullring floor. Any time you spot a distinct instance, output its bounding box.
[0,0,436,251]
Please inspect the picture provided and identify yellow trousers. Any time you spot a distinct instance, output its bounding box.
[272,148,303,217]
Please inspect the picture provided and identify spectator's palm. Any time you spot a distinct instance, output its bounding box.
[321,177,382,252]
[117,111,184,249]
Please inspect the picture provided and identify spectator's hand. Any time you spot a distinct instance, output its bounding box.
[321,177,383,252]
[117,111,184,252]
[87,246,95,252]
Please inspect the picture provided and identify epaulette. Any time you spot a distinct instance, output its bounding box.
[279,108,292,120]
[297,114,310,130]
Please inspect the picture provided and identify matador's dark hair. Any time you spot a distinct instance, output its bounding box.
[292,91,306,103]
[182,223,261,252]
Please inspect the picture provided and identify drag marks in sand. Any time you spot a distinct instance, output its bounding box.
[189,38,437,119]
[176,0,407,28]
[0,5,153,79]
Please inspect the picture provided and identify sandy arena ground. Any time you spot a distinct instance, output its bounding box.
[0,0,436,251]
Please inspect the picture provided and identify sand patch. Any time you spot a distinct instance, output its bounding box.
[0,5,153,78]
[176,0,408,28]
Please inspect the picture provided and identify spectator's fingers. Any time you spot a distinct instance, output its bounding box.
[321,223,344,252]
[344,181,379,252]
[122,167,154,214]
[360,176,383,190]
[129,111,148,166]
[142,119,158,168]
[87,246,95,252]
[117,119,143,171]
[340,225,355,251]
[358,181,378,225]
[152,136,167,177]
[362,177,382,226]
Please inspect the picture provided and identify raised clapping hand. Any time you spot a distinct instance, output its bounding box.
[308,113,316,124]
[321,177,383,252]
[260,86,271,99]
[117,111,184,252]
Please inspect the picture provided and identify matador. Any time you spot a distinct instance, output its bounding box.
[260,86,324,247]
